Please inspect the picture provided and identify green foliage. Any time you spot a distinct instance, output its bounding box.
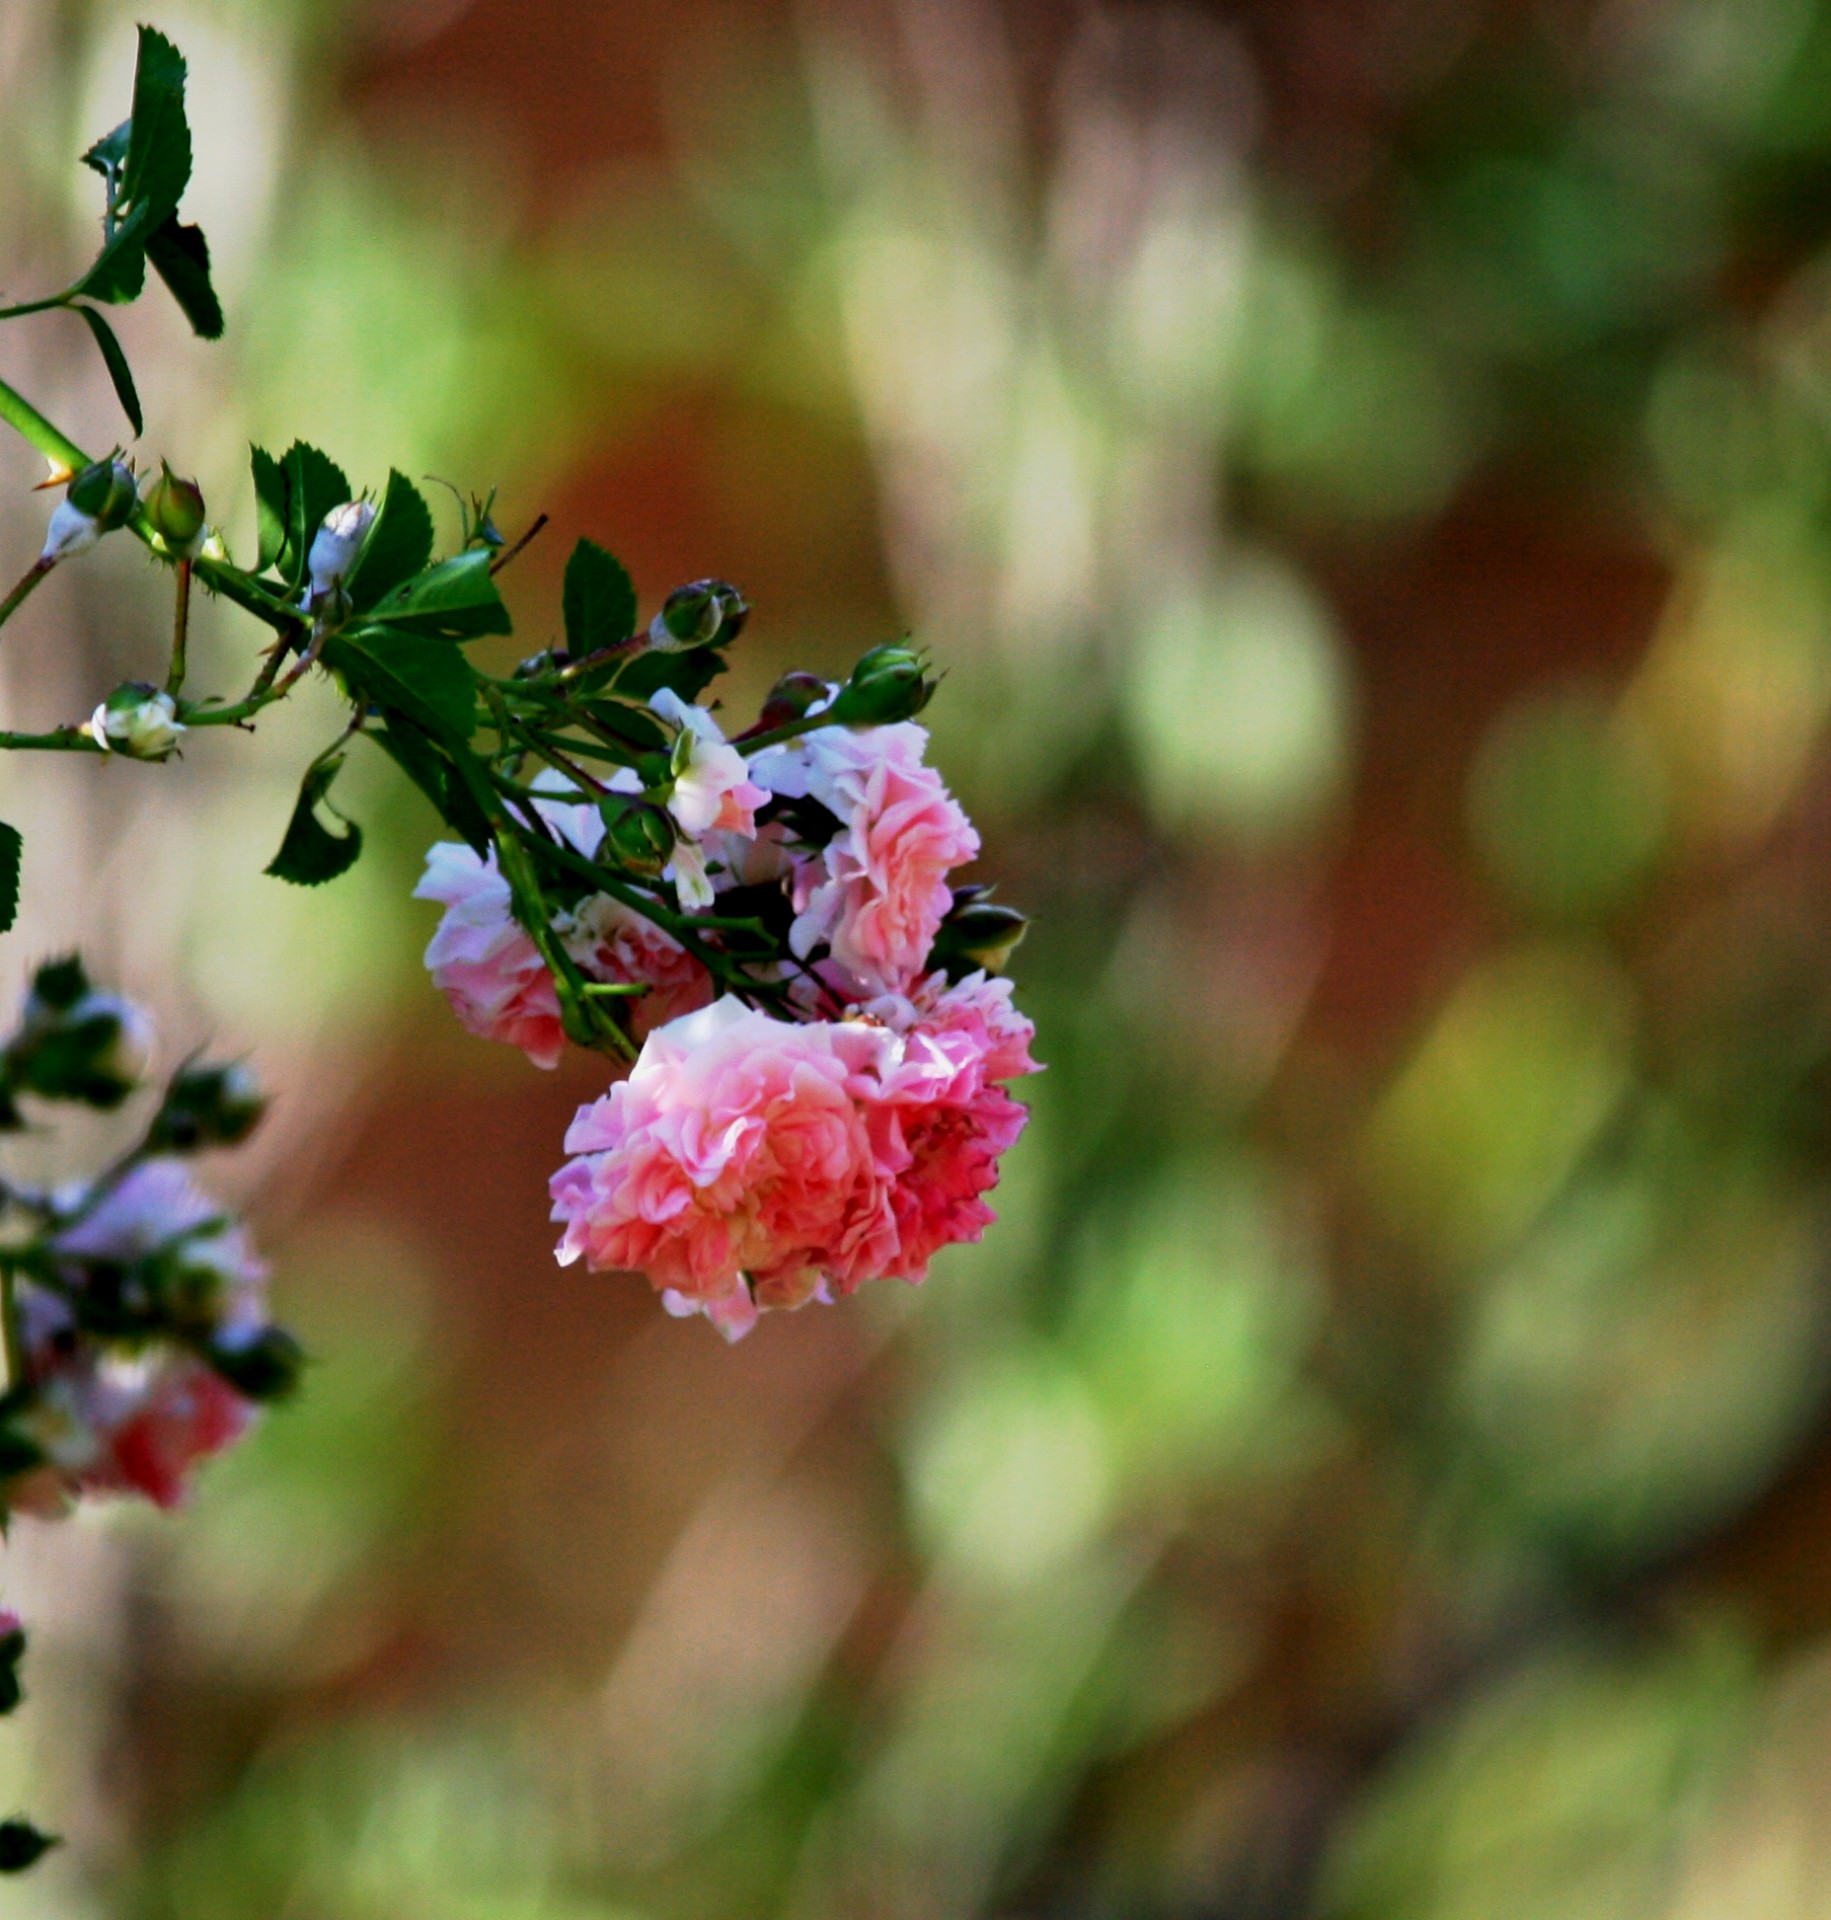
[563,537,638,657]
[280,441,352,591]
[147,218,222,339]
[0,822,21,936]
[0,1822,57,1874]
[325,628,478,739]
[265,753,363,887]
[344,470,434,610]
[365,549,509,640]
[249,445,288,574]
[73,305,142,434]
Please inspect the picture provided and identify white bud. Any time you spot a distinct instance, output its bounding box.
[84,686,187,761]
[40,499,102,566]
[307,500,375,599]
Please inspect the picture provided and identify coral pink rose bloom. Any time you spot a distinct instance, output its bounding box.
[415,843,566,1069]
[753,723,979,997]
[550,998,892,1332]
[561,894,712,1041]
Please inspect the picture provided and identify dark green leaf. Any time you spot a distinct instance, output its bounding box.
[562,539,637,657]
[0,1624,23,1716]
[120,27,191,223]
[250,446,288,575]
[345,471,434,611]
[281,442,351,593]
[370,722,495,855]
[72,306,141,436]
[147,217,222,339]
[0,1821,58,1874]
[368,549,511,640]
[615,646,724,706]
[580,699,668,754]
[0,824,20,936]
[325,627,478,739]
[77,210,151,305]
[265,753,363,887]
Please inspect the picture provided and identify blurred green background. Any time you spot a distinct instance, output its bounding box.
[12,0,1831,1913]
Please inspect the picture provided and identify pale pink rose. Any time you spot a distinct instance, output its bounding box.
[415,843,566,1069]
[560,894,712,1040]
[753,722,979,997]
[652,690,768,839]
[550,998,892,1317]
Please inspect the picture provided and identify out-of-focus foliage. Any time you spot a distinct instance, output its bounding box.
[14,0,1831,1917]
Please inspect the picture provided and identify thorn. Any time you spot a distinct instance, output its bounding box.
[31,461,73,493]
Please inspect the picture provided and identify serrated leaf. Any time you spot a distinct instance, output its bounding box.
[562,539,637,658]
[614,646,724,706]
[345,470,434,611]
[368,549,511,640]
[0,824,20,935]
[77,213,151,305]
[325,627,478,739]
[250,446,288,575]
[147,217,222,339]
[120,27,191,223]
[72,306,141,435]
[81,120,131,177]
[281,442,351,593]
[265,753,362,887]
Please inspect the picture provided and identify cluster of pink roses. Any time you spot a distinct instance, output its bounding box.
[416,693,1038,1338]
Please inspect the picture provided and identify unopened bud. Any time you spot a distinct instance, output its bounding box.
[596,794,676,877]
[649,578,748,652]
[826,643,936,726]
[0,1820,58,1874]
[148,1062,265,1152]
[930,899,1029,978]
[41,457,136,564]
[142,463,206,559]
[514,648,564,679]
[307,499,375,599]
[84,684,185,761]
[208,1324,304,1402]
[10,959,152,1110]
[753,672,830,733]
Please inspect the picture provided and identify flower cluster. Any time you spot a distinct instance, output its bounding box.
[0,960,295,1518]
[417,649,1038,1339]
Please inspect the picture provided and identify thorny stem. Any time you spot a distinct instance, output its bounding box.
[0,559,51,636]
[488,512,548,577]
[0,1265,20,1394]
[165,559,191,694]
[737,710,836,757]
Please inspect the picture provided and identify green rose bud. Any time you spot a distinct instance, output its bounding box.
[8,958,151,1110]
[142,462,207,558]
[207,1324,305,1403]
[825,643,936,726]
[0,1819,58,1874]
[650,578,749,652]
[85,683,186,760]
[147,1062,266,1152]
[929,898,1029,978]
[596,793,676,877]
[753,671,831,733]
[41,456,137,564]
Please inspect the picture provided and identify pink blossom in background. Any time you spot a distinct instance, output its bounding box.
[753,722,980,997]
[415,842,567,1069]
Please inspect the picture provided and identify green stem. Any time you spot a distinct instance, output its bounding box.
[0,1266,21,1394]
[0,727,101,754]
[737,711,835,756]
[165,559,191,694]
[0,293,74,325]
[0,560,51,635]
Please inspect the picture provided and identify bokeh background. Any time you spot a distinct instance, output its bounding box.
[10,0,1831,1913]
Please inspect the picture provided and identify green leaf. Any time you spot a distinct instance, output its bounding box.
[78,211,151,305]
[250,446,288,575]
[147,217,222,339]
[562,539,637,657]
[72,306,142,436]
[368,549,511,640]
[265,753,363,887]
[0,1820,59,1874]
[325,627,479,739]
[615,646,724,706]
[81,121,131,177]
[580,699,668,754]
[281,442,351,592]
[371,721,493,855]
[120,26,191,219]
[345,471,434,611]
[0,824,20,935]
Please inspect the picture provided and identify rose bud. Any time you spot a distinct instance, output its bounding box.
[825,643,936,725]
[306,499,376,601]
[649,578,748,652]
[40,456,137,564]
[142,463,207,559]
[751,671,831,734]
[207,1324,305,1402]
[930,899,1029,978]
[596,794,676,877]
[10,959,152,1110]
[147,1061,266,1152]
[84,683,186,761]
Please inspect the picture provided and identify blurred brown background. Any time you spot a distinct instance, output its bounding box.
[11,0,1831,1915]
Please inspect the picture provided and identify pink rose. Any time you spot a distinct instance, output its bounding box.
[753,722,979,997]
[415,843,567,1069]
[560,893,712,1041]
[550,998,893,1325]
